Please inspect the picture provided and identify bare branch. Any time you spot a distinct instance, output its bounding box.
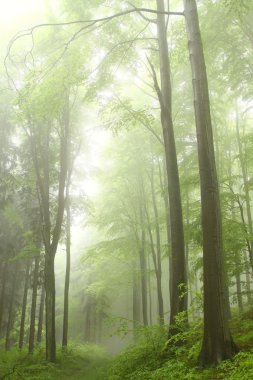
[5,7,183,88]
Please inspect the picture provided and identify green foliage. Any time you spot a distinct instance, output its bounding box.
[107,312,253,379]
[0,344,109,380]
[108,324,167,380]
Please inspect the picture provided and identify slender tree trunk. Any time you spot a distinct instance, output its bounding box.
[37,286,45,343]
[147,252,153,326]
[62,193,71,348]
[237,198,253,271]
[30,92,70,362]
[97,313,102,343]
[244,252,252,305]
[19,261,30,350]
[159,157,172,306]
[139,228,148,326]
[45,253,56,361]
[0,261,8,338]
[132,260,141,336]
[5,263,18,351]
[150,164,164,324]
[184,164,190,312]
[29,255,40,353]
[184,0,237,365]
[235,269,243,313]
[155,0,187,329]
[235,104,253,269]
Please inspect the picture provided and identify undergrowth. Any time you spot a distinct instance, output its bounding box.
[0,343,109,380]
[1,309,253,379]
[107,308,253,380]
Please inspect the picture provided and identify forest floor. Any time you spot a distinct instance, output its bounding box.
[0,344,110,380]
[1,310,253,379]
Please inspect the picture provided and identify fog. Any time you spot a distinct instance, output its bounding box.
[0,0,253,379]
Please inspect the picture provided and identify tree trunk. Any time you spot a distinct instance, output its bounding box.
[5,262,18,351]
[29,255,40,353]
[150,164,164,324]
[244,252,252,305]
[19,261,30,350]
[147,252,153,326]
[235,269,243,313]
[0,261,8,338]
[159,157,173,306]
[37,286,45,343]
[184,0,237,365]
[45,253,56,362]
[139,228,148,326]
[155,0,187,328]
[132,260,141,336]
[62,193,71,348]
[30,92,70,362]
[235,104,253,269]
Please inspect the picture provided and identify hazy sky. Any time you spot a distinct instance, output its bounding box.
[0,0,46,25]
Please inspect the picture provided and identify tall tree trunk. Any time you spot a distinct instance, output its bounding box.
[30,92,70,362]
[155,0,187,329]
[237,197,253,272]
[37,286,45,343]
[184,0,237,365]
[19,261,30,350]
[139,228,148,326]
[29,255,40,353]
[132,259,141,337]
[147,252,153,326]
[45,253,56,361]
[62,192,71,348]
[244,252,252,305]
[235,268,243,313]
[0,261,8,338]
[159,157,172,306]
[5,263,18,351]
[235,104,253,269]
[150,164,164,324]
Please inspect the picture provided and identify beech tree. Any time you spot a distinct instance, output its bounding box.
[183,0,237,365]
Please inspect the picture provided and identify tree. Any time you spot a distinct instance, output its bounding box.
[153,0,187,330]
[183,0,237,365]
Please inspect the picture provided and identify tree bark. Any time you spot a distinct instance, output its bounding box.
[235,269,243,313]
[150,164,164,324]
[184,0,237,365]
[235,103,253,270]
[0,261,8,338]
[45,254,56,361]
[139,228,148,326]
[62,193,71,348]
[29,255,40,353]
[244,252,252,305]
[19,261,30,350]
[155,0,187,329]
[29,91,70,361]
[132,259,141,336]
[37,286,45,343]
[5,262,18,351]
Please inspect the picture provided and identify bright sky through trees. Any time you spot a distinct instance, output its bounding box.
[1,0,253,376]
[0,0,45,25]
